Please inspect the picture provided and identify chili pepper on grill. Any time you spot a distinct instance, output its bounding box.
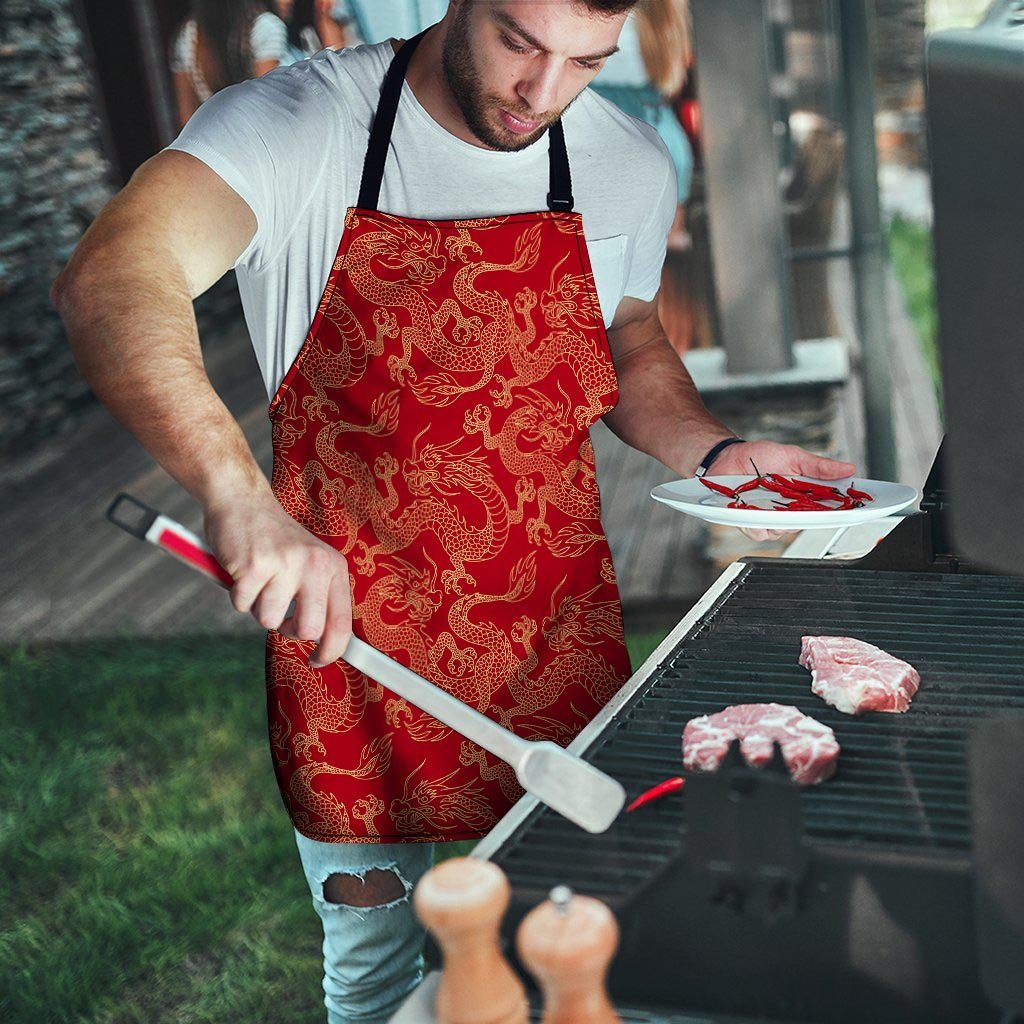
[699,477,738,498]
[625,776,685,813]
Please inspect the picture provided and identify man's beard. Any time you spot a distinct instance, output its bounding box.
[441,4,558,152]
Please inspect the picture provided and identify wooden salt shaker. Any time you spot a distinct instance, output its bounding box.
[413,857,528,1024]
[516,885,621,1024]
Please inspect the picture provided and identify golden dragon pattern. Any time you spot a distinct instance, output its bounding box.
[265,209,631,842]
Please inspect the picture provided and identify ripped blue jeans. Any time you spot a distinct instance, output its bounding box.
[294,829,436,1024]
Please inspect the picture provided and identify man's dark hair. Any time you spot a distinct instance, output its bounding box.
[581,0,640,12]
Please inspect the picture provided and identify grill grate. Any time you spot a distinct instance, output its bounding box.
[493,562,1024,900]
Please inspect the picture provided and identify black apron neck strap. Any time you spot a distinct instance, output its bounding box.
[357,30,575,214]
[357,29,427,211]
[546,119,574,213]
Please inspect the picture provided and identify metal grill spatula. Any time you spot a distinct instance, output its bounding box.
[106,493,626,834]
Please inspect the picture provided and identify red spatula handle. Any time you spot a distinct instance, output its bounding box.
[106,493,233,588]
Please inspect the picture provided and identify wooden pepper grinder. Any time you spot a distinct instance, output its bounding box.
[516,885,621,1024]
[413,857,528,1024]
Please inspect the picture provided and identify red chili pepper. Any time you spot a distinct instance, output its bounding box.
[625,776,685,813]
[771,473,844,499]
[760,479,822,502]
[780,498,834,511]
[722,464,869,514]
[699,477,737,498]
[768,472,815,492]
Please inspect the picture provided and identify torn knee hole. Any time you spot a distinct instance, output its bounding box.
[323,868,406,908]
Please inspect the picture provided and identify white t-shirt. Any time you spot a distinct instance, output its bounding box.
[168,40,676,401]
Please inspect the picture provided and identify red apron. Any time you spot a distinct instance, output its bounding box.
[266,31,631,843]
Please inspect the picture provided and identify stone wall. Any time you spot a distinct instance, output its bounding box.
[0,0,246,461]
[0,0,116,458]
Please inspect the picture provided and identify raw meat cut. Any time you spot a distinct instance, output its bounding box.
[682,703,840,786]
[799,636,920,716]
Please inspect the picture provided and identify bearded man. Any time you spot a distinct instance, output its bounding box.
[52,2,854,1020]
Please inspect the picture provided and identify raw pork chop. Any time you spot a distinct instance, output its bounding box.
[682,703,839,786]
[799,636,920,716]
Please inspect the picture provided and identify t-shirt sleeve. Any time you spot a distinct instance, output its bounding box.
[251,12,288,63]
[623,132,678,302]
[165,66,340,272]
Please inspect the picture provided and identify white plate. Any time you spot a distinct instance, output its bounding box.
[650,476,919,529]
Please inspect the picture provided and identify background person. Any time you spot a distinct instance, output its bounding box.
[592,0,694,345]
[171,0,289,126]
[276,0,351,63]
[592,0,694,209]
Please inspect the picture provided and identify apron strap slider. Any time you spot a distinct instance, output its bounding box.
[547,192,574,213]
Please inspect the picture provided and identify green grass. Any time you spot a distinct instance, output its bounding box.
[887,215,941,399]
[626,631,669,671]
[1,628,668,1021]
[0,636,322,1023]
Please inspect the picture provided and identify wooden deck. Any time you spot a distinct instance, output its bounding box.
[1,249,940,645]
[1,326,272,643]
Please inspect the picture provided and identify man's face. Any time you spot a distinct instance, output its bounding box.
[442,1,627,151]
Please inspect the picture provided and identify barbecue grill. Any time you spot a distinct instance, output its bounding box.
[395,8,1024,1022]
[473,449,1023,1022]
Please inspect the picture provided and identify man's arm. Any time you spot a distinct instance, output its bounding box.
[51,150,351,665]
[604,294,856,480]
